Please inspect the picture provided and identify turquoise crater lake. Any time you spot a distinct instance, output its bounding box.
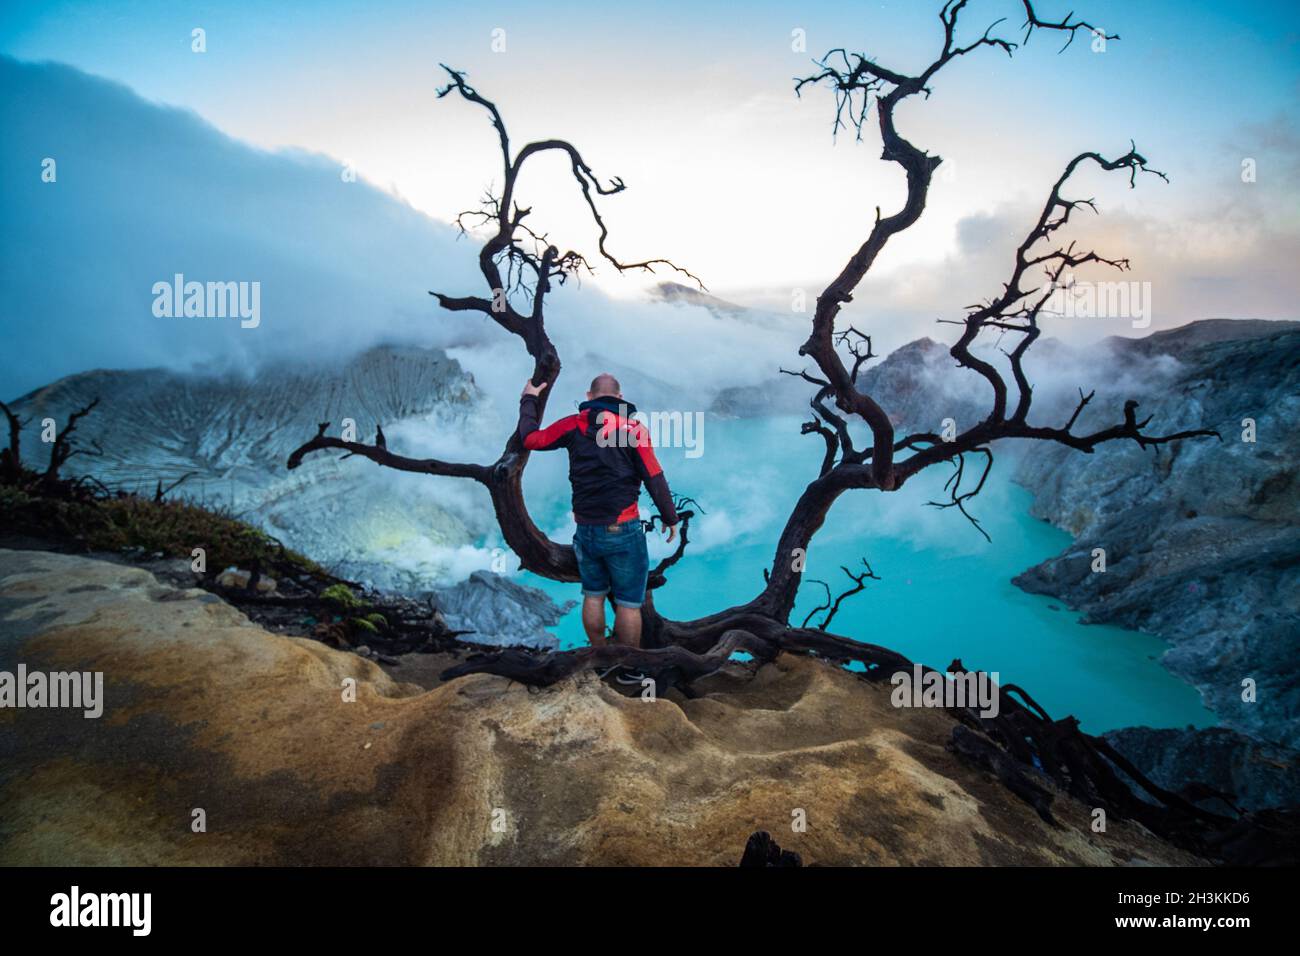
[520,415,1214,735]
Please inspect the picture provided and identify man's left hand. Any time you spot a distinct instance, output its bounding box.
[522,379,548,398]
[664,523,678,543]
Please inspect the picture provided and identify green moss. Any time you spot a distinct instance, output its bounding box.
[321,584,361,609]
[0,484,322,576]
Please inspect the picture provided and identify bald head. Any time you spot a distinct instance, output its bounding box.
[588,373,621,399]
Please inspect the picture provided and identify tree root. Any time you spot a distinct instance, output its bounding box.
[441,628,778,692]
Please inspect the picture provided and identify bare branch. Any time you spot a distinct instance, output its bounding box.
[287,421,490,481]
[926,447,994,542]
[818,559,880,630]
[42,398,100,485]
[0,400,25,484]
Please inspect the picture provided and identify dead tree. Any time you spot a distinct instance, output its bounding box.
[287,1,1218,653]
[0,397,104,491]
[41,398,102,489]
[287,63,703,636]
[0,400,23,485]
[287,3,1244,854]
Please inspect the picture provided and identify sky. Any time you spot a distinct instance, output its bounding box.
[2,0,1298,395]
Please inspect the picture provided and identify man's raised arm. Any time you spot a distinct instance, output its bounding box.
[517,380,576,451]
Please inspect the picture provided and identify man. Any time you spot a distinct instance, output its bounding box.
[518,373,679,648]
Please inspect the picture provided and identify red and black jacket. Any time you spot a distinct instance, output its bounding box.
[518,394,680,527]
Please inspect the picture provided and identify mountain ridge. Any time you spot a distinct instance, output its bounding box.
[7,344,485,591]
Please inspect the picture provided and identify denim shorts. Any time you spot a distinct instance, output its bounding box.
[572,520,650,608]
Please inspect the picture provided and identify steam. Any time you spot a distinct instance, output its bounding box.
[1,55,799,409]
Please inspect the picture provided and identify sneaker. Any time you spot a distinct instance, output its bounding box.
[596,665,623,680]
[615,670,650,686]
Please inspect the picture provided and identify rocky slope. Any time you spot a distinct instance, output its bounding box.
[1102,726,1300,815]
[1013,324,1300,748]
[7,345,484,591]
[0,548,1201,866]
[431,571,575,651]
